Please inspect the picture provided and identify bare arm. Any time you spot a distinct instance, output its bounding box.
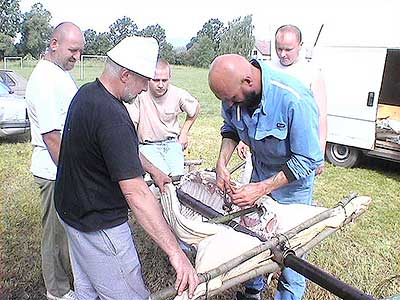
[139,152,171,192]
[119,177,199,297]
[312,71,328,154]
[312,71,328,175]
[216,138,238,192]
[42,130,62,165]
[230,171,289,207]
[236,140,250,160]
[178,103,200,150]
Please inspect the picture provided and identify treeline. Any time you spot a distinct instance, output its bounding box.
[0,1,255,67]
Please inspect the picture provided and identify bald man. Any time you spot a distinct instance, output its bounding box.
[237,25,327,181]
[208,54,323,300]
[274,24,327,159]
[26,22,84,300]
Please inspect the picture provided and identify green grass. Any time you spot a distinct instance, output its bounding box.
[0,63,399,300]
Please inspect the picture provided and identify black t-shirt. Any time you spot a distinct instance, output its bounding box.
[55,79,144,232]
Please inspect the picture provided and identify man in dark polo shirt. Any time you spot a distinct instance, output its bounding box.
[55,36,199,300]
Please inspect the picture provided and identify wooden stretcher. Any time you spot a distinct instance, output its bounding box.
[149,171,372,300]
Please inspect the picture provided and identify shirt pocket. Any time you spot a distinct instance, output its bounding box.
[162,108,177,123]
[254,125,289,160]
[255,123,288,141]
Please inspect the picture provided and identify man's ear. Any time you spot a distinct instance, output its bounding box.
[49,38,58,52]
[242,75,253,87]
[120,68,131,83]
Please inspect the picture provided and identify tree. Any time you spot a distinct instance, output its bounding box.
[19,3,52,58]
[218,15,255,59]
[159,42,176,64]
[0,0,21,37]
[94,32,112,55]
[84,29,111,55]
[109,16,137,46]
[139,23,176,64]
[139,24,166,46]
[174,47,186,65]
[83,29,97,54]
[0,33,17,58]
[184,35,216,68]
[186,18,224,52]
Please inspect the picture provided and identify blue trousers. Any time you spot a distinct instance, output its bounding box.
[245,265,306,300]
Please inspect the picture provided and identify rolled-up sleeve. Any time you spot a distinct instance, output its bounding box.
[285,99,323,181]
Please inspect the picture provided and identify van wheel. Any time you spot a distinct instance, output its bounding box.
[325,143,360,168]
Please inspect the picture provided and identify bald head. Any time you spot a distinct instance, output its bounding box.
[275,25,302,44]
[208,54,261,107]
[47,22,84,71]
[51,22,82,43]
[275,25,302,66]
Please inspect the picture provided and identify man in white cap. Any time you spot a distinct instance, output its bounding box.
[54,36,199,300]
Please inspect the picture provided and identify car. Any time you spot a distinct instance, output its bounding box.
[0,69,27,96]
[0,81,30,138]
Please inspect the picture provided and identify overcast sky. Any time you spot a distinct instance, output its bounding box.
[20,0,399,48]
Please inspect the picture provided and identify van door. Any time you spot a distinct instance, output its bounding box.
[313,46,387,150]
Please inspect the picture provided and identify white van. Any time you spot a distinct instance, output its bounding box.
[312,24,400,167]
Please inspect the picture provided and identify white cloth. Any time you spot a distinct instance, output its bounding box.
[159,172,372,300]
[26,60,78,180]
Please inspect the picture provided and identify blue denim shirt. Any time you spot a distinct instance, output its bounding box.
[221,60,323,204]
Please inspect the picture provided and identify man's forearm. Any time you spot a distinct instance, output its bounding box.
[42,130,62,165]
[180,105,200,137]
[120,178,180,255]
[217,137,237,167]
[259,171,289,195]
[139,152,159,175]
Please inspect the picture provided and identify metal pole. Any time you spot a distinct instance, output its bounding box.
[176,189,267,241]
[283,253,373,300]
[314,24,325,48]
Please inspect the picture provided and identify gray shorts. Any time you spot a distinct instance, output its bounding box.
[61,220,149,300]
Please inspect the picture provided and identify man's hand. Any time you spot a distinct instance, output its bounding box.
[230,171,289,207]
[230,182,266,207]
[169,251,200,298]
[178,133,189,150]
[150,169,171,193]
[215,161,233,193]
[236,141,250,160]
[315,164,325,176]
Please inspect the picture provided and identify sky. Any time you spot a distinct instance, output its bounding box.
[19,0,400,49]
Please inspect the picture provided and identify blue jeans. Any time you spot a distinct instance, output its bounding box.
[245,266,306,300]
[139,139,184,176]
[275,267,306,300]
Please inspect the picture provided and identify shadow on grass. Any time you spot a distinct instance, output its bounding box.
[358,155,400,179]
[0,133,31,144]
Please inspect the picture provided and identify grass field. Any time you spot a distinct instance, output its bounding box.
[0,61,399,300]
